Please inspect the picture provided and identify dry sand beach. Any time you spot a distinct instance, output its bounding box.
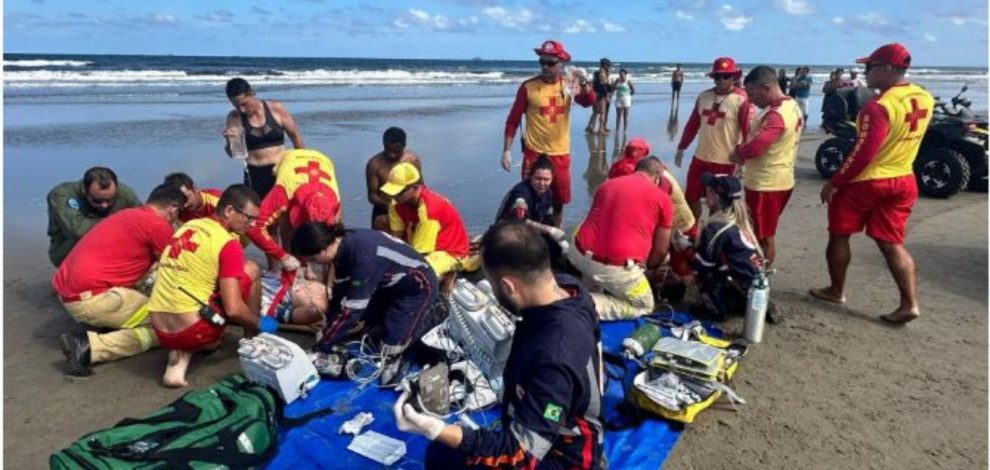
[4,130,986,469]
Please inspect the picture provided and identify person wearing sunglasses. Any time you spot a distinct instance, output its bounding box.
[501,39,596,228]
[811,43,933,325]
[54,184,186,377]
[675,57,754,225]
[148,184,273,388]
[47,166,142,267]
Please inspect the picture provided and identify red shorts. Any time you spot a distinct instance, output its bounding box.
[155,318,225,352]
[522,147,571,205]
[828,175,917,244]
[684,158,737,201]
[745,188,793,240]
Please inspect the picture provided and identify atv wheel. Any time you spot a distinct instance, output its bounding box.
[915,148,971,198]
[968,175,988,192]
[815,137,853,178]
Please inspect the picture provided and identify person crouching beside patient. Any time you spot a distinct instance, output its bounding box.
[691,173,776,322]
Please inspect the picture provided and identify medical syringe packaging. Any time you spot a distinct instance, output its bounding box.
[238,333,320,404]
[446,279,515,380]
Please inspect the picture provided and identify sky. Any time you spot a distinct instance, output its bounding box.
[3,0,988,66]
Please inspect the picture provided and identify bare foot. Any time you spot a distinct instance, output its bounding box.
[880,309,920,325]
[162,350,191,388]
[809,287,845,304]
[585,127,594,134]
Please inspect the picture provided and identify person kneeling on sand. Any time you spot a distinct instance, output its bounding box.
[55,184,186,376]
[691,173,776,322]
[147,185,288,388]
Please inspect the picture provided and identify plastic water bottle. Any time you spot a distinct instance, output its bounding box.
[744,273,769,344]
[622,323,661,357]
[228,127,248,160]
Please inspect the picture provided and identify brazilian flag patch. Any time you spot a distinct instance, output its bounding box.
[543,402,563,423]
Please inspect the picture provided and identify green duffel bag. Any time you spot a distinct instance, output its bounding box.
[50,374,305,469]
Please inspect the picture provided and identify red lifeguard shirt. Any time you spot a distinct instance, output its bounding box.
[390,187,470,257]
[575,172,673,265]
[178,188,222,223]
[52,206,174,298]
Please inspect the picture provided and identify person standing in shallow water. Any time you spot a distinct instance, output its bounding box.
[223,77,305,200]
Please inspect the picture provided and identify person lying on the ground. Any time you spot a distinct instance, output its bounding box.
[163,172,223,223]
[290,222,443,384]
[394,220,605,470]
[147,185,284,388]
[245,148,342,273]
[47,166,141,266]
[568,156,673,320]
[54,184,185,377]
[366,127,422,232]
[381,162,470,279]
[690,173,768,321]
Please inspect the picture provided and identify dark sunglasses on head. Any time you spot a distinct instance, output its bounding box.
[712,73,735,80]
[539,59,560,67]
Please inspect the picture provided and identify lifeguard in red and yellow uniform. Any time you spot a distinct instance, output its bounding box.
[676,57,754,222]
[500,39,596,227]
[246,148,342,271]
[810,43,934,325]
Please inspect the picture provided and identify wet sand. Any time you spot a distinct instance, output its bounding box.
[4,130,987,468]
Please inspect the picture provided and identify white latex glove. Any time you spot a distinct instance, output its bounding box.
[281,255,301,272]
[500,150,512,172]
[393,391,445,440]
[672,230,692,251]
[674,149,685,168]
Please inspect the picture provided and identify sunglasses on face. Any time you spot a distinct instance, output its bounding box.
[539,59,560,67]
[865,63,887,72]
[712,74,735,80]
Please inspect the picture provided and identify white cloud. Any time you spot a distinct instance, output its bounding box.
[950,16,966,25]
[396,8,477,31]
[563,19,596,34]
[675,10,695,20]
[923,33,937,42]
[856,12,887,27]
[717,5,751,31]
[832,16,844,24]
[392,18,410,29]
[482,6,535,29]
[601,20,626,33]
[775,0,813,15]
[195,9,234,23]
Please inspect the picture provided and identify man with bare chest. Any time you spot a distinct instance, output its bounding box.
[366,127,421,231]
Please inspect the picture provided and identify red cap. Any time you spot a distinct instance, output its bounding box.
[624,138,650,160]
[856,43,911,68]
[534,40,571,62]
[707,57,742,78]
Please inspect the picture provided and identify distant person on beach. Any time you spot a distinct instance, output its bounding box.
[382,162,470,283]
[54,184,185,377]
[163,172,223,223]
[691,173,770,321]
[245,149,341,274]
[811,43,933,325]
[729,65,803,268]
[613,68,635,133]
[223,77,304,199]
[777,68,790,96]
[792,66,813,122]
[47,166,141,266]
[671,63,685,102]
[849,70,867,88]
[675,57,753,224]
[366,127,421,232]
[148,185,269,388]
[586,58,613,134]
[569,157,672,320]
[501,39,596,228]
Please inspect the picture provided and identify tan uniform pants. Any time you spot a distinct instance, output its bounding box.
[566,247,655,320]
[61,287,159,364]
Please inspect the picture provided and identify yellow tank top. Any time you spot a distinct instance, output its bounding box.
[694,88,749,164]
[274,149,341,198]
[662,171,695,232]
[853,83,934,182]
[522,77,573,156]
[743,98,803,191]
[147,217,238,314]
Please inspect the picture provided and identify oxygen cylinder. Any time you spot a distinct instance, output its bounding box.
[744,273,769,344]
[622,323,661,357]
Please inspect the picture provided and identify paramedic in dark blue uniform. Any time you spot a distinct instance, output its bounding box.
[691,173,765,320]
[289,222,440,355]
[394,220,605,470]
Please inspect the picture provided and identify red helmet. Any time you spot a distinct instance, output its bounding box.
[707,57,742,78]
[534,40,571,62]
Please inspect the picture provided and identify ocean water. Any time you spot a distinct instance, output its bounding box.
[4,53,987,270]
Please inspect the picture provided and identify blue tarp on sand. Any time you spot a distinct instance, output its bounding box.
[266,321,683,469]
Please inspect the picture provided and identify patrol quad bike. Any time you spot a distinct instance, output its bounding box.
[814,85,988,198]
